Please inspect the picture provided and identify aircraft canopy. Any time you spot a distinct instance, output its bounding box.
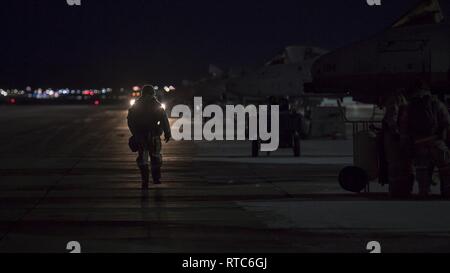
[392,0,448,28]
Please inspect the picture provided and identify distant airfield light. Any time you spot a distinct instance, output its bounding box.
[94,100,100,106]
[10,98,16,104]
[26,86,32,92]
[163,86,176,93]
[83,90,95,96]
[130,98,136,106]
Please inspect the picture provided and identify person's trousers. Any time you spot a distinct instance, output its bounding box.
[414,140,450,197]
[136,135,163,182]
[384,132,414,197]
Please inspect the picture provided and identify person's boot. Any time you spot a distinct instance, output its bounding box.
[416,167,432,199]
[139,165,150,189]
[440,170,450,199]
[152,167,161,185]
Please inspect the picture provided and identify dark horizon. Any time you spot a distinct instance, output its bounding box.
[0,0,419,89]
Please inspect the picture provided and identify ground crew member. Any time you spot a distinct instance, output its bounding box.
[382,89,414,198]
[127,85,172,189]
[406,79,450,198]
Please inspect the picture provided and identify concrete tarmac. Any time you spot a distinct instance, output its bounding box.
[1,105,450,253]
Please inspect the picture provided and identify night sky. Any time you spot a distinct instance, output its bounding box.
[0,0,420,89]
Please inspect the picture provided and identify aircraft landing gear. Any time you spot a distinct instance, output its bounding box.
[251,133,301,158]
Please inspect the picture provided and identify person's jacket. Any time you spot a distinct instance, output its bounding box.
[127,96,171,138]
[412,90,450,135]
[382,90,409,135]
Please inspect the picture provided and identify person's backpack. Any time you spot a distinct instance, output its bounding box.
[408,95,438,138]
[129,98,162,134]
[128,135,139,152]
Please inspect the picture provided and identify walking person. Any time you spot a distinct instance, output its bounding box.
[406,79,450,198]
[128,85,172,189]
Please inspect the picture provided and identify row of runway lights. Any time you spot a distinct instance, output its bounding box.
[2,85,175,107]
[1,88,112,105]
[0,88,113,99]
[1,85,176,99]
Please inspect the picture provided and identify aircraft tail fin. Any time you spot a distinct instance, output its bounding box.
[208,64,224,78]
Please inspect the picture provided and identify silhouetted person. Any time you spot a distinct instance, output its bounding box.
[128,85,171,189]
[381,89,414,198]
[406,79,450,198]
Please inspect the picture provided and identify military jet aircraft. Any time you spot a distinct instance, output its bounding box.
[226,46,327,101]
[308,0,450,104]
[177,46,326,106]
